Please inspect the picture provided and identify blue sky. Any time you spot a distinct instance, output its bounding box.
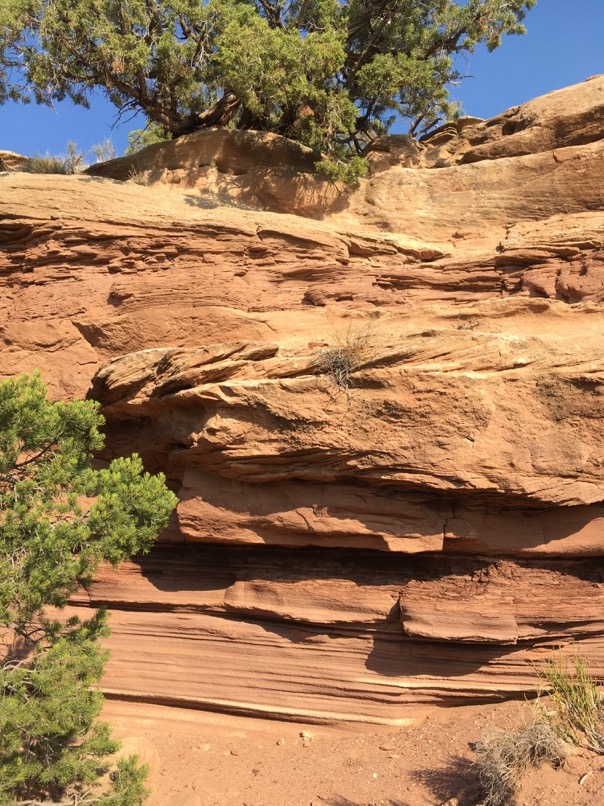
[1,0,602,159]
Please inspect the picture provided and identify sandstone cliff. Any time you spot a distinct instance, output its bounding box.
[2,76,604,723]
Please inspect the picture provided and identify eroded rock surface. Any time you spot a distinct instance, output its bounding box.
[2,76,604,722]
[0,150,28,172]
[91,308,604,556]
[72,547,604,722]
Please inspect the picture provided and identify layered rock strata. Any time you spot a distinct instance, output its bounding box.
[69,546,604,723]
[1,76,604,722]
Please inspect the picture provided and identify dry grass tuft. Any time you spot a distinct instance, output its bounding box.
[127,166,150,185]
[317,323,377,389]
[473,721,566,806]
[24,142,85,175]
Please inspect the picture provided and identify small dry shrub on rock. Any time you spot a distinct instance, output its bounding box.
[473,721,566,806]
[317,323,377,389]
[24,141,85,174]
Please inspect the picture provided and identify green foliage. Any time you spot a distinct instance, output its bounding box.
[0,615,114,802]
[315,155,368,185]
[126,123,169,155]
[0,372,178,804]
[0,1,536,169]
[539,653,604,754]
[101,756,150,806]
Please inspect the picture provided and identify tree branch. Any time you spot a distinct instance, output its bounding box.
[345,0,397,89]
[295,0,311,29]
[257,0,284,28]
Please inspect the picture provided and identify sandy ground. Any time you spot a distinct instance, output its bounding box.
[102,699,604,806]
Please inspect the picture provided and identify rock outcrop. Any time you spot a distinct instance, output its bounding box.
[0,150,28,172]
[2,76,604,723]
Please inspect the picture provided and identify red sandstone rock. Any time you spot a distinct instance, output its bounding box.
[1,77,604,722]
[68,548,604,722]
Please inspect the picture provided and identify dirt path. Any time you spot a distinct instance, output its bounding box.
[103,699,604,805]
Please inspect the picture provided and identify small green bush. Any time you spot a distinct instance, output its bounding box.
[101,756,150,806]
[315,155,369,186]
[540,653,604,754]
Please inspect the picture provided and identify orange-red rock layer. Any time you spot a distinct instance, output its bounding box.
[66,546,604,723]
[2,76,604,721]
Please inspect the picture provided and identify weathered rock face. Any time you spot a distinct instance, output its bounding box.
[0,150,28,172]
[70,547,604,722]
[2,76,604,723]
[90,315,604,555]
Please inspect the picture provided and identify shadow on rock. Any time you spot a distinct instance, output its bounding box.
[365,633,521,680]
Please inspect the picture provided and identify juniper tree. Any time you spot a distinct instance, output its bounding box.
[0,372,178,805]
[0,1,535,177]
